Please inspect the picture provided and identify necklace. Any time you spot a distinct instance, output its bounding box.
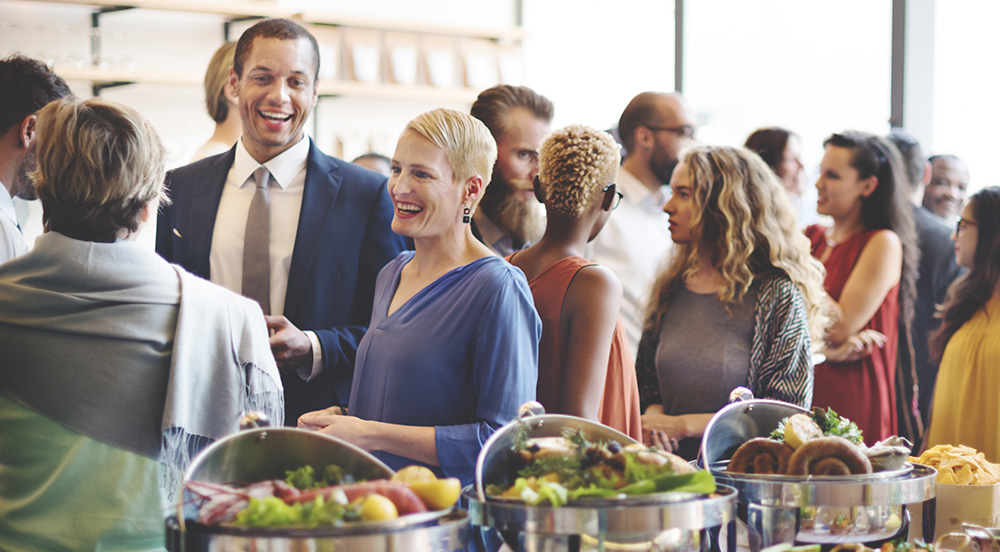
[824,228,837,248]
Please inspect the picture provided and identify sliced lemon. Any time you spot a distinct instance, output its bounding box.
[784,413,823,449]
[360,494,398,521]
[407,478,462,510]
[391,465,437,484]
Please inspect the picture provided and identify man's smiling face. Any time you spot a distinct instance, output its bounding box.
[231,36,318,163]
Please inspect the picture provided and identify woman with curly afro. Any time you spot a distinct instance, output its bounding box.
[507,124,641,440]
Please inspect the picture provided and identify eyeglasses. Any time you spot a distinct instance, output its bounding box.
[602,183,623,210]
[644,124,696,139]
[956,217,977,234]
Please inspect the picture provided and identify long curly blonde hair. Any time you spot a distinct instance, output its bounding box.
[644,145,830,342]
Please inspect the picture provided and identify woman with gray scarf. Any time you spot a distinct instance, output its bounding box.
[0,97,283,551]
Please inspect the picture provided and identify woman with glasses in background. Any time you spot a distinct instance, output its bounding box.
[507,124,641,440]
[637,145,829,458]
[925,187,1000,460]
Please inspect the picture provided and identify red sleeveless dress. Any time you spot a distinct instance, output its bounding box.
[806,225,899,443]
[508,254,642,440]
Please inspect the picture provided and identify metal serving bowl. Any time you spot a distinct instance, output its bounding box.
[468,402,737,552]
[167,426,470,551]
[700,397,936,551]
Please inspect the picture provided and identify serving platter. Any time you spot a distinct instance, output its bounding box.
[710,460,915,482]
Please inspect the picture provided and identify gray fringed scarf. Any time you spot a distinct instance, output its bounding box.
[0,232,284,494]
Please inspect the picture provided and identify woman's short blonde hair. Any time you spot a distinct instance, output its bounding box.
[538,124,621,218]
[204,42,237,123]
[31,97,168,243]
[405,108,497,191]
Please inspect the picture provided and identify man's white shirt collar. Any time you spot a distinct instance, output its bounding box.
[0,181,18,226]
[233,136,310,190]
[616,167,669,212]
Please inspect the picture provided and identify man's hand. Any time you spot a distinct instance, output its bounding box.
[265,315,313,370]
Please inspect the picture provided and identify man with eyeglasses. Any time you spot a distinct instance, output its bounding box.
[587,91,696,355]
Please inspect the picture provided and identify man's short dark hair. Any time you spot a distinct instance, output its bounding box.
[0,54,71,135]
[886,130,925,195]
[234,19,321,82]
[470,84,553,140]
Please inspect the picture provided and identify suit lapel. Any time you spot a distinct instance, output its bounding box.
[188,148,235,278]
[284,140,342,317]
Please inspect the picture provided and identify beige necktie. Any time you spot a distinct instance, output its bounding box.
[243,167,271,315]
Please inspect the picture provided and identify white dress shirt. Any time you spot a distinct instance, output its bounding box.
[0,182,28,263]
[209,137,309,318]
[585,166,673,356]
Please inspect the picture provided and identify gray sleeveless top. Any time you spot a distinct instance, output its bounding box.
[655,285,757,416]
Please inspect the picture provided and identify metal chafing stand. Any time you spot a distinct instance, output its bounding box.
[165,425,470,552]
[700,396,936,552]
[464,402,737,552]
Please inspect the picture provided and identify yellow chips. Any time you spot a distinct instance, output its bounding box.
[910,444,1000,485]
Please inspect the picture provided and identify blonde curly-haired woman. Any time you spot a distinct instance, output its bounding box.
[637,145,829,459]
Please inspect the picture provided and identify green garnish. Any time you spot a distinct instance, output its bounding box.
[284,464,350,490]
[770,407,863,445]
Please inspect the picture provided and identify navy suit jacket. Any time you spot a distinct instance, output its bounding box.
[155,139,407,424]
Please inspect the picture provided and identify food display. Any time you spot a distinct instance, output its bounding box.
[184,464,461,528]
[704,398,936,551]
[725,408,910,476]
[485,428,715,507]
[185,463,460,528]
[910,444,1000,485]
[468,405,738,552]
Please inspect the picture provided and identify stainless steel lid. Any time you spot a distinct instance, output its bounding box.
[183,426,393,485]
[474,402,640,502]
[698,393,809,469]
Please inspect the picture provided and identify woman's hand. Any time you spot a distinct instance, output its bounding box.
[646,427,680,452]
[298,407,374,449]
[823,329,886,363]
[297,405,344,430]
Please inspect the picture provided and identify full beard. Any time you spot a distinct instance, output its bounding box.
[478,169,545,249]
[650,155,679,185]
[14,147,38,201]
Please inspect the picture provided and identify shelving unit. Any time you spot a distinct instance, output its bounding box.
[23,0,523,101]
[24,0,527,41]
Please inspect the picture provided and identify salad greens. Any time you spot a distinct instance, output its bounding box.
[770,407,863,445]
[234,495,361,528]
[284,464,350,490]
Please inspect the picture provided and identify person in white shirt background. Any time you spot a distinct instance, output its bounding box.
[0,54,71,263]
[588,91,696,355]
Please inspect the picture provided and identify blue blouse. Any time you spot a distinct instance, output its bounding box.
[348,251,540,486]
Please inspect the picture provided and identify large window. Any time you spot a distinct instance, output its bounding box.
[522,0,676,130]
[684,0,893,172]
[932,1,1000,195]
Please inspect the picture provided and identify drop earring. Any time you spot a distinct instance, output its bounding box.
[462,205,471,223]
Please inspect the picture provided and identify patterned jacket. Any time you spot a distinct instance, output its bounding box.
[637,271,814,412]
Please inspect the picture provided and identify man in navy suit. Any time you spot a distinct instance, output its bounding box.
[156,19,406,425]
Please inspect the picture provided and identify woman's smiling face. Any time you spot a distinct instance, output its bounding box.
[388,130,465,240]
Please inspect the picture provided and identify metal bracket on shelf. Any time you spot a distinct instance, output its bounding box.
[224,17,262,42]
[90,6,136,68]
[92,81,134,97]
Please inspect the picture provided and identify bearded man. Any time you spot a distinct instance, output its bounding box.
[470,85,554,255]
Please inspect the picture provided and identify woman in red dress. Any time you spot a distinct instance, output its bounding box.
[805,132,918,444]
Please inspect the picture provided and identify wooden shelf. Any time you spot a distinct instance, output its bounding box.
[21,0,527,42]
[54,66,482,103]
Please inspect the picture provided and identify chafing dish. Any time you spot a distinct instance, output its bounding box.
[701,396,936,551]
[465,402,737,552]
[165,426,470,551]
